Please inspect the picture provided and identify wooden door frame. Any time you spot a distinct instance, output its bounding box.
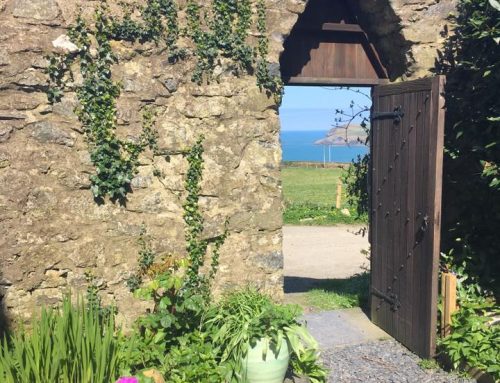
[280,76,446,359]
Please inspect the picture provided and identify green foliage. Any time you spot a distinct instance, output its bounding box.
[85,271,117,321]
[287,325,328,383]
[439,254,500,379]
[124,137,228,374]
[162,331,227,382]
[47,1,283,202]
[121,327,167,374]
[186,0,253,84]
[305,273,370,311]
[437,0,500,293]
[110,0,185,62]
[438,297,499,379]
[204,288,327,383]
[46,53,75,103]
[0,297,124,383]
[183,136,228,295]
[47,9,159,202]
[125,225,157,292]
[341,154,370,218]
[418,359,440,370]
[284,202,365,226]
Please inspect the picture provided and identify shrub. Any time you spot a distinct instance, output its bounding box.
[438,296,499,379]
[437,0,500,294]
[162,331,227,382]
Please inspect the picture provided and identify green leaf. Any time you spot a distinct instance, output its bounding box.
[489,0,500,11]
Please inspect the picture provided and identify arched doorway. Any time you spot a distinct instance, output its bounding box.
[279,0,446,358]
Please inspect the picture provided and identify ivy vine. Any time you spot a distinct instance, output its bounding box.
[186,0,253,84]
[127,137,228,297]
[183,136,228,295]
[46,0,283,202]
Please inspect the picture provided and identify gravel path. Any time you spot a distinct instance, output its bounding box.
[321,340,474,383]
[283,227,473,383]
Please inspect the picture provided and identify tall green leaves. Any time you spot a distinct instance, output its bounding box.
[0,297,124,383]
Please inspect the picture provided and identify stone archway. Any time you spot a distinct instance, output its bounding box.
[276,0,450,358]
[275,0,456,82]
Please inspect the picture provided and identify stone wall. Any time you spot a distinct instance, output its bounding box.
[350,0,457,80]
[0,0,455,325]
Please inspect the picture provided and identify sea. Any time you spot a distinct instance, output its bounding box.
[281,131,369,163]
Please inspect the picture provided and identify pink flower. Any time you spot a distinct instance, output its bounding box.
[116,377,138,383]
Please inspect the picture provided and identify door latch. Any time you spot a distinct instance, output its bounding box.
[371,287,401,312]
[372,106,404,123]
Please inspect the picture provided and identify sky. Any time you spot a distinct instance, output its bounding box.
[279,86,372,132]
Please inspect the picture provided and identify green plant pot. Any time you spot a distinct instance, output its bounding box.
[242,338,290,383]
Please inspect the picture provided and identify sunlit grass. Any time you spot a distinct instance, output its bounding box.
[282,167,344,205]
[282,166,367,225]
[305,273,370,310]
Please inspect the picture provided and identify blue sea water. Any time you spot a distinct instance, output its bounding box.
[281,131,369,163]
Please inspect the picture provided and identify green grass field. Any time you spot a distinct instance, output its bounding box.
[282,166,366,225]
[282,167,343,205]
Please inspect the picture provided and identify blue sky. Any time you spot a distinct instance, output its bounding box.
[279,86,372,132]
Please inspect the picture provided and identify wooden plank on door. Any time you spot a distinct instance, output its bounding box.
[370,76,446,358]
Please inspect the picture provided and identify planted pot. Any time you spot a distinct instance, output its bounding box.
[242,338,290,383]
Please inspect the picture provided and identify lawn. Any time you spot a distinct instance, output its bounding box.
[282,167,343,205]
[282,166,367,225]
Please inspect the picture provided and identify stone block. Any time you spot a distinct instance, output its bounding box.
[12,0,61,22]
[0,125,13,142]
[28,121,75,147]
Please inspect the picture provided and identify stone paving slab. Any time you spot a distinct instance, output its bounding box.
[302,308,390,349]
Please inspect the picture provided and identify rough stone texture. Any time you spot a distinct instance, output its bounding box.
[12,0,61,22]
[0,0,454,325]
[350,0,457,79]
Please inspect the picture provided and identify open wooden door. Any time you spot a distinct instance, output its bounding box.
[370,76,446,358]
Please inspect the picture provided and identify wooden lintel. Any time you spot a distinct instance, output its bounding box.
[322,23,363,33]
[297,22,364,33]
[286,76,388,86]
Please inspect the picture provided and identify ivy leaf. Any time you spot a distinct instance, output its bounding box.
[488,0,500,11]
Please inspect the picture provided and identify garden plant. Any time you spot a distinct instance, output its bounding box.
[0,138,326,382]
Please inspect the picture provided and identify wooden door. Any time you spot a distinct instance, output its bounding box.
[370,76,446,358]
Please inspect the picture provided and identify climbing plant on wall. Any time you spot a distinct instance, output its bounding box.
[46,0,282,202]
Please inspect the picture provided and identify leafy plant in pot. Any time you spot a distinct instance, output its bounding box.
[204,289,327,383]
